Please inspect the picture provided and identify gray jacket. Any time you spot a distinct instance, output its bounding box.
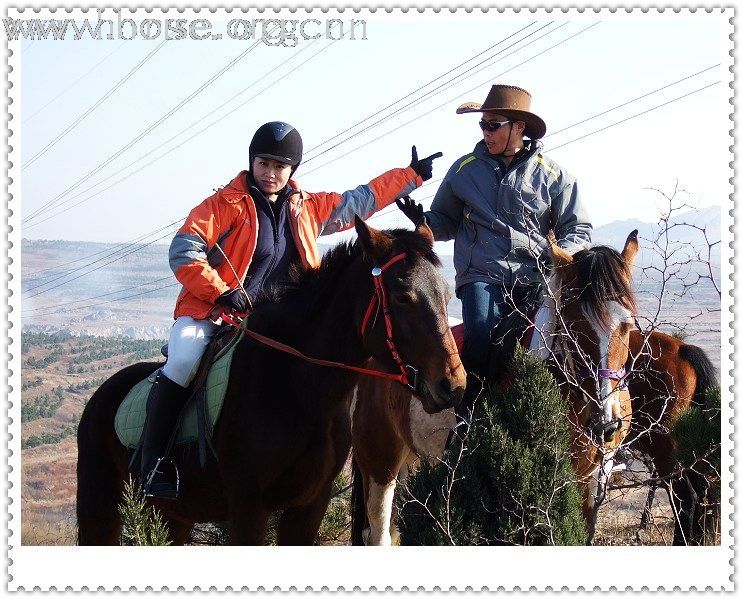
[426,140,592,292]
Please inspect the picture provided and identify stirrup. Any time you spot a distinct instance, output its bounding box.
[143,456,180,500]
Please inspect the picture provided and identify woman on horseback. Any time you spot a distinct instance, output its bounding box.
[139,120,442,498]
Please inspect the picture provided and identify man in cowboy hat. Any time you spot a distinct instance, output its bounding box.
[397,84,592,413]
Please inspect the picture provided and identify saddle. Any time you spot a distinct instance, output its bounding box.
[118,325,243,468]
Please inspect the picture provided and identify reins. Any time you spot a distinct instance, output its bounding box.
[216,251,420,393]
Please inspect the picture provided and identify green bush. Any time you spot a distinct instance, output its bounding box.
[21,394,64,422]
[398,346,586,545]
[21,423,77,448]
[118,477,171,546]
[670,385,721,518]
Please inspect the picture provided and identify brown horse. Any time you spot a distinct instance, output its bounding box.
[627,328,718,545]
[76,218,466,545]
[351,231,640,545]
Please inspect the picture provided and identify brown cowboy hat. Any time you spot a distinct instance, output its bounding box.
[456,84,546,140]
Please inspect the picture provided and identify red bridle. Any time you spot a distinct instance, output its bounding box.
[218,251,420,393]
[359,252,419,391]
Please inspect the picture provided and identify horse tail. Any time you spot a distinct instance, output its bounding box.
[678,343,718,409]
[350,455,367,546]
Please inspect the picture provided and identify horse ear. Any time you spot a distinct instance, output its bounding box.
[621,229,639,268]
[415,220,435,247]
[355,216,392,262]
[547,230,574,269]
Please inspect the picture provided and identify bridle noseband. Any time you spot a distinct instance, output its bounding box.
[578,366,629,390]
[360,252,422,395]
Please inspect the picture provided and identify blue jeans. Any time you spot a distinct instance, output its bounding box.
[459,282,511,377]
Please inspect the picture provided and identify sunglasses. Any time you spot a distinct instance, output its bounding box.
[478,119,512,132]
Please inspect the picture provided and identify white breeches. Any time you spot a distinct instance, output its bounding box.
[161,316,221,387]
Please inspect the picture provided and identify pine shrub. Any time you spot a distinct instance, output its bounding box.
[398,346,587,545]
[118,477,171,546]
[670,385,721,543]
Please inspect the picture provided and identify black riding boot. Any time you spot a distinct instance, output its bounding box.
[139,372,189,499]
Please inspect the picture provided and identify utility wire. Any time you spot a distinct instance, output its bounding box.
[22,275,175,315]
[23,41,127,124]
[302,22,538,159]
[22,55,718,304]
[544,63,720,139]
[302,22,562,165]
[545,81,721,152]
[23,217,185,286]
[22,40,166,169]
[21,281,181,319]
[23,77,720,318]
[22,36,337,230]
[301,22,598,177]
[22,37,266,224]
[22,23,548,229]
[23,229,176,299]
[365,76,721,225]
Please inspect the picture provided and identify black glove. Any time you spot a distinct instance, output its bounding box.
[395,195,426,227]
[409,145,443,182]
[215,288,249,313]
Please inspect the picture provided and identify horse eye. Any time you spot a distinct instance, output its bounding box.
[394,292,415,305]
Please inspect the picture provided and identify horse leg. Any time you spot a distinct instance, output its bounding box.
[228,498,271,546]
[365,476,398,546]
[76,440,125,546]
[581,470,603,546]
[666,476,695,545]
[162,517,194,546]
[277,487,334,546]
[76,472,124,545]
[639,457,658,530]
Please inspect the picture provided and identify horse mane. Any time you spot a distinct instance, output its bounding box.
[254,228,440,316]
[568,245,637,330]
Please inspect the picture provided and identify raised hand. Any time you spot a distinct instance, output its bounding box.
[395,195,427,227]
[409,145,443,181]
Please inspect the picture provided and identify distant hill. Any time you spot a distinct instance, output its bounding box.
[21,205,721,339]
[592,205,722,271]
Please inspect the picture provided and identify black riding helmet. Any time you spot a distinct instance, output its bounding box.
[249,121,303,173]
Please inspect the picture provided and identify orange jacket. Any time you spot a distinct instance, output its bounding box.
[170,167,422,319]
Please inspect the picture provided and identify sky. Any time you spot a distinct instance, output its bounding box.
[16,9,732,249]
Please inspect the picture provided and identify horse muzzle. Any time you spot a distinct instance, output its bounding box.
[418,376,465,413]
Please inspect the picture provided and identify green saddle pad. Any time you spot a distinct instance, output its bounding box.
[114,343,239,449]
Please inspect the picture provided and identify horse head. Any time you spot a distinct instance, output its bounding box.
[354,217,466,413]
[548,230,639,443]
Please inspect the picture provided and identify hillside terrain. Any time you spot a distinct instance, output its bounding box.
[18,207,722,545]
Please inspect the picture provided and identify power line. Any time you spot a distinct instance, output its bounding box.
[22,275,175,315]
[23,76,720,318]
[301,22,538,159]
[544,63,720,139]
[301,22,598,177]
[21,22,596,297]
[302,22,563,166]
[365,73,721,225]
[545,81,721,152]
[22,40,166,169]
[21,23,557,230]
[23,229,176,299]
[22,37,266,225]
[22,37,337,230]
[21,281,180,320]
[23,218,182,281]
[21,56,719,307]
[23,41,127,124]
